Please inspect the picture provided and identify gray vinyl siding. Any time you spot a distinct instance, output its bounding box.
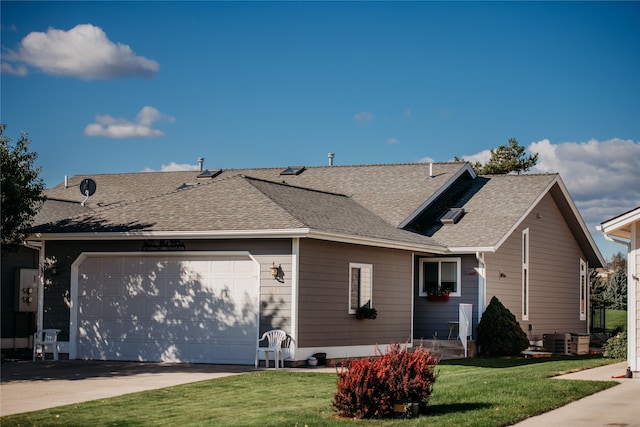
[297,239,413,347]
[42,239,293,341]
[485,192,588,338]
[413,254,479,340]
[1,246,39,343]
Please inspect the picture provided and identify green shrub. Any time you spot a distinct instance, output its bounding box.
[332,343,438,419]
[477,296,529,357]
[603,330,627,359]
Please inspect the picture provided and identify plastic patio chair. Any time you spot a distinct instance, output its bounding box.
[33,329,61,361]
[255,329,288,369]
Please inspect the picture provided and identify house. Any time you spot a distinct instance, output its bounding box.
[599,207,640,373]
[1,162,604,364]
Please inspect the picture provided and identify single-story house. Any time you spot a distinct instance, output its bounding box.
[1,162,604,364]
[599,206,640,373]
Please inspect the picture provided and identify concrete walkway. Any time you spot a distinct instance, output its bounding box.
[511,361,640,427]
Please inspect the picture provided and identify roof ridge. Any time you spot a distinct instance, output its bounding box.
[241,175,348,197]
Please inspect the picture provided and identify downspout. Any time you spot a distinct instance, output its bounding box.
[24,240,44,332]
[476,252,486,324]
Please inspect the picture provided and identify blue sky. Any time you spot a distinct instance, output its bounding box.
[1,1,639,260]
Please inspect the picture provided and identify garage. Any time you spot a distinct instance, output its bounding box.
[74,253,259,364]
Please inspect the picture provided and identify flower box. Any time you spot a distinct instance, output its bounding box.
[427,294,449,302]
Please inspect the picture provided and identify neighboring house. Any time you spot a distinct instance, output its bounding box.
[599,207,640,373]
[1,162,603,364]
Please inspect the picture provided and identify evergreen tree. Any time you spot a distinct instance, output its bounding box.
[456,138,538,175]
[603,267,627,310]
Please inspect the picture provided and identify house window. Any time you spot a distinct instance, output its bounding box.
[579,259,587,320]
[418,258,461,297]
[349,263,373,314]
[522,228,530,321]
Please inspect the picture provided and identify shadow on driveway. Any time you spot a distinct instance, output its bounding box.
[1,360,254,383]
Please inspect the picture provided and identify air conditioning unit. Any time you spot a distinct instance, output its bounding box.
[543,333,571,355]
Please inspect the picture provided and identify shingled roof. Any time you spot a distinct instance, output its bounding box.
[32,162,602,264]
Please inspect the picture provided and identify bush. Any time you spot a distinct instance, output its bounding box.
[603,330,627,359]
[332,343,438,419]
[477,296,529,357]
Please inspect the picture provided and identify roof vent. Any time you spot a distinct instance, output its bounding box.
[197,169,222,179]
[440,208,465,225]
[280,166,306,176]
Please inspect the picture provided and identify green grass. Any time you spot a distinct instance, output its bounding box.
[1,356,619,427]
[606,309,627,333]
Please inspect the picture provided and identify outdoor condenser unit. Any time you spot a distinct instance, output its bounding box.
[543,333,571,355]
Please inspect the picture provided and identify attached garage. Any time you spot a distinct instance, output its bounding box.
[70,252,259,364]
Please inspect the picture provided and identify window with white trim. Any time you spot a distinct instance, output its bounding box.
[579,259,587,320]
[349,263,373,314]
[418,258,461,297]
[522,228,530,321]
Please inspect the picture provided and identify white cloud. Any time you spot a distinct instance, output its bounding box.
[84,106,175,139]
[2,24,159,80]
[387,137,399,144]
[0,61,28,76]
[141,162,200,173]
[529,138,640,228]
[353,111,375,125]
[457,138,640,239]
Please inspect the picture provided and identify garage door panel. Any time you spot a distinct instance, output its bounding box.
[77,255,259,364]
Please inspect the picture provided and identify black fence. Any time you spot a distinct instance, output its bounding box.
[591,305,606,334]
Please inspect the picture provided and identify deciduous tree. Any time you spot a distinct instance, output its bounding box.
[1,124,46,255]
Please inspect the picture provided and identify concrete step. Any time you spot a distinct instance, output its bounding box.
[420,339,475,360]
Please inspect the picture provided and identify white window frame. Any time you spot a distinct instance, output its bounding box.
[579,259,587,320]
[348,263,373,314]
[522,228,530,321]
[418,257,462,297]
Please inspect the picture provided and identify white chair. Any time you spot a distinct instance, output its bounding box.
[255,329,289,369]
[33,329,61,361]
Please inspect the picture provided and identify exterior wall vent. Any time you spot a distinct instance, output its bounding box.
[197,169,222,179]
[441,208,465,225]
[280,166,306,176]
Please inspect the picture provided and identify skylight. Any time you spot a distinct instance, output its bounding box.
[440,208,465,225]
[280,166,306,176]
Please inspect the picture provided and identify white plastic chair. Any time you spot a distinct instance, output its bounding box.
[255,329,289,369]
[33,329,61,361]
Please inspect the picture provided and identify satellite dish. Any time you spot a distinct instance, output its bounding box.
[79,178,97,206]
[79,179,97,197]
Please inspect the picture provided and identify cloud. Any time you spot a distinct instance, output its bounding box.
[2,24,159,80]
[84,106,175,139]
[0,61,28,76]
[141,162,200,173]
[353,111,375,125]
[457,138,640,232]
[529,138,640,227]
[387,137,399,145]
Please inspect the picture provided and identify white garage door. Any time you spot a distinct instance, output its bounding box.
[76,254,259,364]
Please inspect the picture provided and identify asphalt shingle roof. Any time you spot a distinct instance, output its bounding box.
[34,163,579,255]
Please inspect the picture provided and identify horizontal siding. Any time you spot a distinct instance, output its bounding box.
[413,254,479,340]
[485,193,588,338]
[297,239,413,347]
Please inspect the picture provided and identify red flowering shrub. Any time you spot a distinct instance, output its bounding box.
[332,343,439,419]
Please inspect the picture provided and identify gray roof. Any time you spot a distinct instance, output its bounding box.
[33,162,602,264]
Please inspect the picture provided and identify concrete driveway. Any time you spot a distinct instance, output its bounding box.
[0,360,254,417]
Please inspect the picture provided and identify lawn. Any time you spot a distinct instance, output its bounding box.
[606,309,627,334]
[1,356,619,427]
